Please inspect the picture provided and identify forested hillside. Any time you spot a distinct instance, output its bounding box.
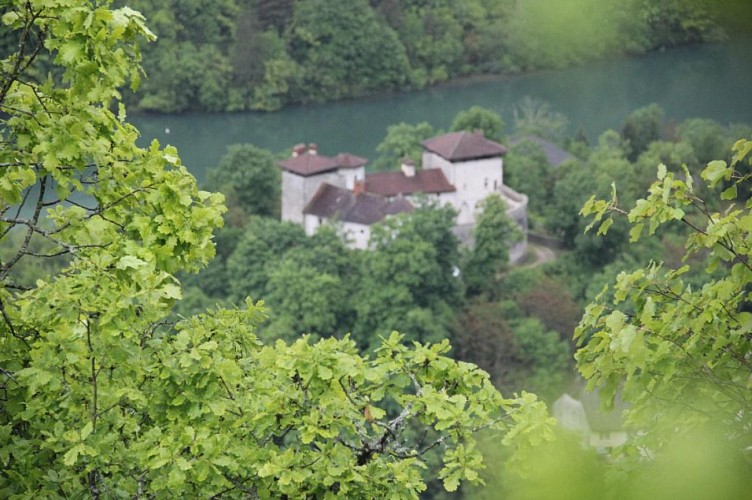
[176,102,752,405]
[118,0,737,112]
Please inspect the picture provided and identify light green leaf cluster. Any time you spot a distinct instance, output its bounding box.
[576,137,752,449]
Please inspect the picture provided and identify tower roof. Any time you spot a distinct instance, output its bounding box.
[278,150,368,177]
[422,131,507,161]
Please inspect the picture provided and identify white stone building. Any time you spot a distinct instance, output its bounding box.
[553,390,629,453]
[278,131,528,258]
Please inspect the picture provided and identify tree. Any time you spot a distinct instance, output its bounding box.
[373,121,436,171]
[353,201,462,347]
[262,257,347,342]
[204,144,281,222]
[463,194,522,297]
[226,217,307,302]
[451,106,505,143]
[260,226,358,342]
[621,103,664,161]
[396,5,464,85]
[288,0,410,102]
[675,117,728,165]
[127,0,238,112]
[1,4,553,496]
[503,139,552,217]
[578,137,752,451]
[512,97,569,142]
[517,276,582,342]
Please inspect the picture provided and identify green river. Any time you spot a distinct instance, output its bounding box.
[131,39,752,183]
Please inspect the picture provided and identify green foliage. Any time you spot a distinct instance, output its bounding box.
[119,0,730,112]
[504,139,552,217]
[578,137,752,450]
[512,97,569,143]
[505,0,625,70]
[463,194,522,297]
[226,217,307,302]
[261,227,356,342]
[517,276,582,341]
[451,106,505,143]
[373,121,436,171]
[354,201,462,347]
[288,0,410,102]
[450,300,572,399]
[204,144,281,222]
[128,0,237,112]
[621,103,665,161]
[110,0,728,112]
[397,5,464,85]
[675,117,730,165]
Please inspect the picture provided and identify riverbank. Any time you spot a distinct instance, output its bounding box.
[130,38,752,182]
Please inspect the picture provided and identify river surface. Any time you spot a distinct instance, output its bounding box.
[131,39,752,184]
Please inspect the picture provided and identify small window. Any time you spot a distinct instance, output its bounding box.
[494,180,498,190]
[484,178,489,188]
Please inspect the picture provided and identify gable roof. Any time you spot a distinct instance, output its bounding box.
[422,131,507,161]
[365,169,456,197]
[278,154,338,176]
[333,153,368,169]
[510,135,572,167]
[278,151,368,176]
[304,183,413,226]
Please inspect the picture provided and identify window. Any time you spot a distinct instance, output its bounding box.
[484,178,489,188]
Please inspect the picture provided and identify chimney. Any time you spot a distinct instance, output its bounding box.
[400,158,416,177]
[292,143,306,157]
[353,179,366,195]
[308,143,318,155]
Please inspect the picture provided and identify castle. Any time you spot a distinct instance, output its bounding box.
[278,131,528,261]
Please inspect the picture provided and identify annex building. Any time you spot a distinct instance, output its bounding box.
[278,131,528,261]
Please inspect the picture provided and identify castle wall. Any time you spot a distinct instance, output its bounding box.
[281,171,306,224]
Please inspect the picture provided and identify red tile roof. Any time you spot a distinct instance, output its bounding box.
[333,153,368,169]
[304,183,412,225]
[422,131,507,161]
[365,169,456,197]
[278,154,338,176]
[278,151,368,177]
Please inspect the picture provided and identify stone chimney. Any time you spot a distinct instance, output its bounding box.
[400,158,416,177]
[308,143,318,155]
[353,179,366,195]
[292,143,306,157]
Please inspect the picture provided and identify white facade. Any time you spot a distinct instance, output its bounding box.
[423,151,505,225]
[304,214,371,250]
[341,221,371,249]
[280,156,365,224]
[553,393,629,452]
[340,167,365,190]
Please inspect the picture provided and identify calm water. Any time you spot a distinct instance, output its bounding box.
[131,39,752,184]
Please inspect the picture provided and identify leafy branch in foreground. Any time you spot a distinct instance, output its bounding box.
[578,137,752,451]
